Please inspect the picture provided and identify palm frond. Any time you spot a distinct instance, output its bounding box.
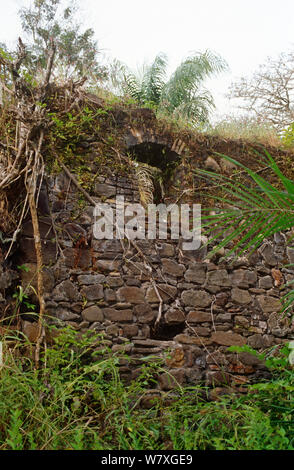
[161,50,228,118]
[171,90,215,123]
[141,53,168,105]
[115,50,227,125]
[196,151,294,259]
[106,58,128,94]
[121,70,142,102]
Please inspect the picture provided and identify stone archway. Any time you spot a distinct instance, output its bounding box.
[125,126,186,156]
[125,127,187,203]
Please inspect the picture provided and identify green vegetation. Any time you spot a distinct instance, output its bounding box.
[1,1,294,453]
[111,51,228,126]
[197,150,294,310]
[198,150,294,258]
[282,123,294,148]
[18,0,106,82]
[0,327,293,450]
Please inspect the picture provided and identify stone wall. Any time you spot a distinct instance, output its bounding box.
[1,104,294,393]
[6,166,293,393]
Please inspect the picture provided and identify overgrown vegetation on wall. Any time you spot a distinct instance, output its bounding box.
[0,0,294,453]
[0,326,293,450]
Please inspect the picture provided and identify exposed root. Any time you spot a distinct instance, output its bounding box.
[0,38,87,367]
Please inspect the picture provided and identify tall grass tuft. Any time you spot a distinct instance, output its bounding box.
[207,116,281,147]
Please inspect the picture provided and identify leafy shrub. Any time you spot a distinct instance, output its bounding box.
[282,123,294,148]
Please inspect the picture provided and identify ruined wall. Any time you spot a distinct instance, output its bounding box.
[8,166,293,392]
[1,105,294,393]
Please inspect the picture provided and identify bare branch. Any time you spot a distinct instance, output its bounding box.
[43,37,56,89]
[229,51,294,130]
[14,37,27,73]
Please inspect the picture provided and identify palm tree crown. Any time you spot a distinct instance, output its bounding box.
[113,50,228,125]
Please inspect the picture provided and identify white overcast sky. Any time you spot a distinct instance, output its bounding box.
[1,0,294,120]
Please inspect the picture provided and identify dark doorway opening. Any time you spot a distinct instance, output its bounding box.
[128,142,180,203]
[128,142,180,172]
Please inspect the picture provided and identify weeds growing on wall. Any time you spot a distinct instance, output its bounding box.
[0,326,293,450]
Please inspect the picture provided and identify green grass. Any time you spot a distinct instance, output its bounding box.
[0,326,293,450]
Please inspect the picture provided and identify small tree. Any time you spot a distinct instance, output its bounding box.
[113,50,228,126]
[0,35,90,366]
[229,51,294,131]
[19,0,106,81]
